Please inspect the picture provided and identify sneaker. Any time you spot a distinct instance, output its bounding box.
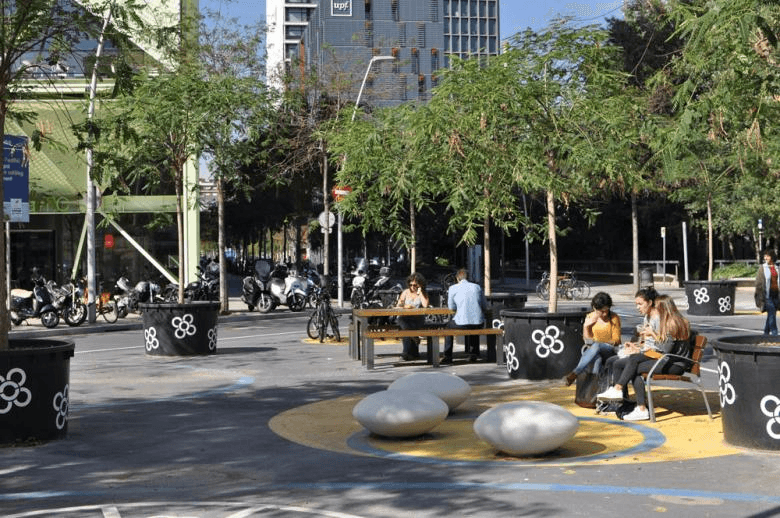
[440,356,453,365]
[622,407,650,421]
[596,386,624,401]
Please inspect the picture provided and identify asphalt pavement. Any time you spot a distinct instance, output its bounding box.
[2,277,779,518]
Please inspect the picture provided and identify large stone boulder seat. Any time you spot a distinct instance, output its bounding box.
[388,372,471,411]
[352,390,449,438]
[473,401,579,456]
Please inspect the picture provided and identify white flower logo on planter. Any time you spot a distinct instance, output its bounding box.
[53,385,69,430]
[718,296,732,313]
[207,327,218,351]
[760,395,780,440]
[532,325,564,358]
[492,318,504,330]
[0,368,32,414]
[718,361,736,407]
[171,313,197,339]
[693,287,710,305]
[144,327,160,351]
[504,342,519,373]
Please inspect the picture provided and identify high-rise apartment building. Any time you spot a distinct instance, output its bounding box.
[265,0,500,103]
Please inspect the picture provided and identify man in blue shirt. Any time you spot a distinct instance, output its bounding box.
[442,269,486,364]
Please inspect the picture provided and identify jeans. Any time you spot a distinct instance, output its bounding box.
[573,341,615,374]
[765,295,780,335]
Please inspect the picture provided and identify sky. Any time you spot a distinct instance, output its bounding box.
[202,0,625,40]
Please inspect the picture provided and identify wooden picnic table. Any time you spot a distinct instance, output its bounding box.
[350,307,503,369]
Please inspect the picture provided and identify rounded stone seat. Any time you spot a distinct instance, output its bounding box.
[352,390,449,438]
[387,372,471,411]
[473,401,579,456]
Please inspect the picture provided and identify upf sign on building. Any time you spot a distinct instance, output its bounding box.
[332,0,352,16]
[3,135,29,223]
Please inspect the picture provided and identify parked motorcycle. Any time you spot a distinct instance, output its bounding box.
[115,276,163,317]
[10,274,59,328]
[47,279,87,326]
[350,266,394,309]
[162,259,220,303]
[241,259,307,313]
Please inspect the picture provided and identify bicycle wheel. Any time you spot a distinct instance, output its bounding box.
[328,311,341,342]
[64,302,87,327]
[307,310,321,340]
[318,305,328,343]
[102,300,119,323]
[571,281,591,300]
[536,279,550,300]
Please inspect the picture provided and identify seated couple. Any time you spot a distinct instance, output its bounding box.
[565,288,690,422]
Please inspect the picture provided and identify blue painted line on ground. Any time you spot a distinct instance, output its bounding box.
[347,416,666,466]
[275,481,780,504]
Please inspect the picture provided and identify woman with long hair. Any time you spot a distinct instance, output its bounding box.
[597,292,690,421]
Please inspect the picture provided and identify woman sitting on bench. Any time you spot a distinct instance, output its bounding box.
[396,273,429,361]
[597,293,690,421]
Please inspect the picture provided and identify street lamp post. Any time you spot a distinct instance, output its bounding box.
[336,55,395,307]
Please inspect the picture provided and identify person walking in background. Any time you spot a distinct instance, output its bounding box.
[564,292,621,386]
[755,249,779,335]
[396,272,429,361]
[442,269,486,364]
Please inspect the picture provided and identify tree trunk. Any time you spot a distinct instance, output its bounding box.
[483,214,491,296]
[217,176,229,313]
[409,201,416,274]
[707,193,714,281]
[632,192,639,292]
[175,164,185,304]
[0,106,8,349]
[546,189,558,313]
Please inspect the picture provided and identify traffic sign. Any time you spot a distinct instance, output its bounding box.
[332,185,352,201]
[318,210,335,231]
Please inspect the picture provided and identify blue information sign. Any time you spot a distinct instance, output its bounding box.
[3,135,29,223]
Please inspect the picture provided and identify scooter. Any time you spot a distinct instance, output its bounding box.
[10,275,59,328]
[241,259,307,313]
[350,266,393,309]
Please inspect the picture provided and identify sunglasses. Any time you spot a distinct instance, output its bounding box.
[409,283,418,287]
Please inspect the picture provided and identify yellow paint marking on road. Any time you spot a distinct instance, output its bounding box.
[269,383,740,466]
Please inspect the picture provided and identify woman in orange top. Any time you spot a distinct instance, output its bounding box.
[564,292,621,386]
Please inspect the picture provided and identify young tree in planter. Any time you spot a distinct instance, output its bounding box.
[504,23,636,312]
[0,0,169,348]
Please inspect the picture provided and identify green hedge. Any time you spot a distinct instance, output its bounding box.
[713,263,758,280]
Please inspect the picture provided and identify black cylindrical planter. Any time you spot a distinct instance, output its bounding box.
[501,308,587,380]
[685,280,737,316]
[140,302,220,356]
[0,339,75,444]
[486,293,528,330]
[713,336,780,451]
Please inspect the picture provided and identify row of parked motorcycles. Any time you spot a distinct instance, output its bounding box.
[10,259,222,328]
[10,271,87,328]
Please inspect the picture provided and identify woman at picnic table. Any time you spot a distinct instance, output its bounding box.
[396,272,429,361]
[597,290,690,421]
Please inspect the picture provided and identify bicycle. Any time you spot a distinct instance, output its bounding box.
[82,279,119,323]
[306,280,340,343]
[536,271,591,301]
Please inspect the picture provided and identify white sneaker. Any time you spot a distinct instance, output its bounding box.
[622,407,650,421]
[596,387,624,401]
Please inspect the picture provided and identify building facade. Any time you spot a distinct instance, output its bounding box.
[266,0,500,103]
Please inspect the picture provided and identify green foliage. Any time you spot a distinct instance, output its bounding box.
[713,262,758,279]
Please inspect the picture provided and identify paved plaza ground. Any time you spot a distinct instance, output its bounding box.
[2,279,779,517]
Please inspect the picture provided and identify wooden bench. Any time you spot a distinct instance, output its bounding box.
[642,333,713,423]
[362,327,504,370]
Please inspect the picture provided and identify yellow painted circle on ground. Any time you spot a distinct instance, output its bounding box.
[269,382,739,466]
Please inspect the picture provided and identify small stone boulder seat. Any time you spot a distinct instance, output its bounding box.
[474,401,579,456]
[388,372,471,412]
[352,390,449,438]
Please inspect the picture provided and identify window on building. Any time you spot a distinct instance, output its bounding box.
[417,23,426,48]
[431,0,439,22]
[392,0,399,21]
[411,48,419,75]
[431,48,439,72]
[285,26,305,39]
[286,8,309,23]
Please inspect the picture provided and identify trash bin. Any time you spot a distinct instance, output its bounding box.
[501,308,587,380]
[684,280,737,316]
[713,335,780,450]
[640,268,654,288]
